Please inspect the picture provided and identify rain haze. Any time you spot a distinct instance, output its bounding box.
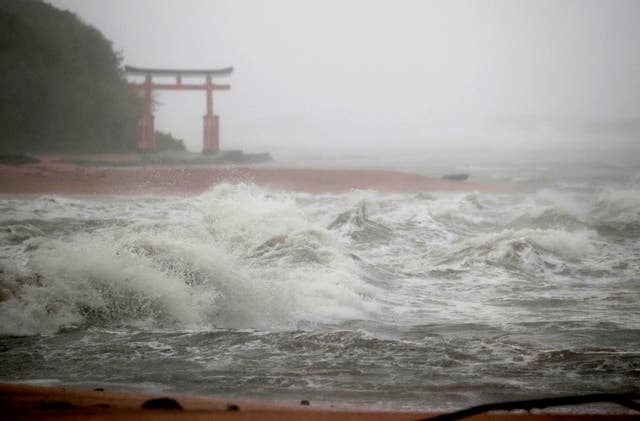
[1,1,640,416]
[47,0,640,153]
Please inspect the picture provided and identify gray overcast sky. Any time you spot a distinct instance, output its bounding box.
[47,0,640,152]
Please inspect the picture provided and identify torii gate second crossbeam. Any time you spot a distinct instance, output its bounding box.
[125,66,233,154]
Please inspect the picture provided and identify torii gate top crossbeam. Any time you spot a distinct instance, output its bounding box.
[124,66,233,77]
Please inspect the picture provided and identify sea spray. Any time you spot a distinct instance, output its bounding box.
[1,179,638,410]
[0,184,385,334]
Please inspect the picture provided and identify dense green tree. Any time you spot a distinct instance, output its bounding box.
[154,131,186,152]
[0,0,141,153]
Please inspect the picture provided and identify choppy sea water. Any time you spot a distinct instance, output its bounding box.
[1,150,639,412]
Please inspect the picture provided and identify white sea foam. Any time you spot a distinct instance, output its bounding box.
[0,184,385,335]
[1,181,638,336]
[1,173,639,412]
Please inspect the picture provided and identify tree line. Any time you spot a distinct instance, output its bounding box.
[0,0,143,153]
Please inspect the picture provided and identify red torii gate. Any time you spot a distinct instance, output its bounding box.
[125,66,233,154]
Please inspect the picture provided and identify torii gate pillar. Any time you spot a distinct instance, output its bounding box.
[138,75,155,151]
[203,115,219,154]
[202,75,219,154]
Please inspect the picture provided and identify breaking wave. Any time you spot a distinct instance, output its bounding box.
[0,184,382,335]
[0,182,638,336]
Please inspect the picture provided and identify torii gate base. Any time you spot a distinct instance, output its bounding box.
[125,66,232,154]
[138,114,155,152]
[203,114,219,154]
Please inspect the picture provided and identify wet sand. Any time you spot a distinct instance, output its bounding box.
[1,383,634,420]
[0,158,492,196]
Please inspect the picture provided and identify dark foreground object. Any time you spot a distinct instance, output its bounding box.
[422,393,640,421]
[0,383,637,420]
[141,397,183,410]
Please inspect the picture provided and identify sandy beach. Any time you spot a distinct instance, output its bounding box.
[1,383,635,420]
[0,156,492,196]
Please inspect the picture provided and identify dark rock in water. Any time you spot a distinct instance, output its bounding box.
[141,397,183,410]
[442,173,469,181]
[0,153,40,166]
[300,399,310,406]
[227,404,240,411]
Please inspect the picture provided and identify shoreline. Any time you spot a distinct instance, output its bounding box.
[0,158,494,196]
[0,383,634,420]
[0,383,433,420]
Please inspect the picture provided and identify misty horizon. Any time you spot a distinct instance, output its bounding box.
[2,1,640,414]
[45,0,640,153]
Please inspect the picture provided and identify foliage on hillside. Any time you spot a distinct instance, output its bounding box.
[0,0,141,153]
[154,131,186,152]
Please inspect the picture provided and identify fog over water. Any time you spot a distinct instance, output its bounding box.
[47,0,640,153]
[1,0,639,413]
